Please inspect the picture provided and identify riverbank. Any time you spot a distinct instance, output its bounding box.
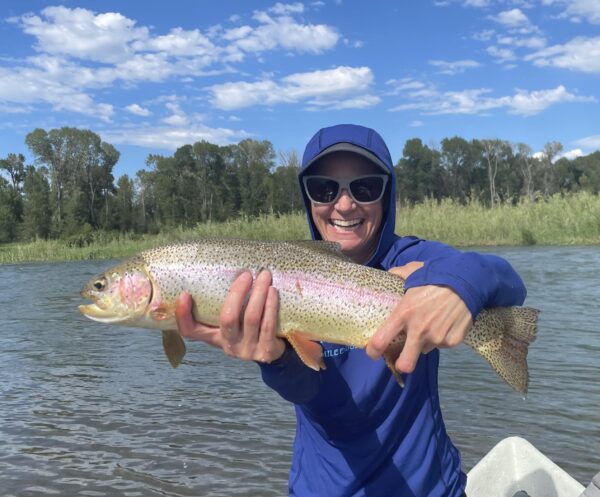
[1,192,599,264]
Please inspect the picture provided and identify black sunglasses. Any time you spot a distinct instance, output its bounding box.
[302,174,389,205]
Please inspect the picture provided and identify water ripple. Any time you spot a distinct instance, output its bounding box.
[1,247,599,495]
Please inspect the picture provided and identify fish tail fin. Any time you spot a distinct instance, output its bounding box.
[464,307,539,394]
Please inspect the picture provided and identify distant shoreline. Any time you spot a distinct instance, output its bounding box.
[1,193,599,264]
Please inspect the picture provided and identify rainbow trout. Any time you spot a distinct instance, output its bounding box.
[79,238,538,393]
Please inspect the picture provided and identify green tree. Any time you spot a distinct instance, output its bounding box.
[539,141,563,197]
[440,137,486,202]
[22,165,52,240]
[235,139,275,217]
[114,174,135,232]
[514,143,538,200]
[25,128,119,235]
[395,138,445,204]
[0,153,25,190]
[147,154,184,227]
[135,169,157,233]
[271,149,302,214]
[0,177,20,242]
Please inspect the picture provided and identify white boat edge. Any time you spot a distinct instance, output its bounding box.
[465,436,585,497]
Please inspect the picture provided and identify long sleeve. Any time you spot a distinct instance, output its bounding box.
[382,237,527,318]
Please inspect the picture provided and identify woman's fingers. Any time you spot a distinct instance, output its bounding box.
[257,286,285,363]
[219,271,253,348]
[175,292,195,338]
[238,270,272,356]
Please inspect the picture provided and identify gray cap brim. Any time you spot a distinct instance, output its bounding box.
[303,142,389,174]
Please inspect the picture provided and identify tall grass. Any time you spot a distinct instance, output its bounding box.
[0,213,311,264]
[397,192,600,246]
[1,193,599,264]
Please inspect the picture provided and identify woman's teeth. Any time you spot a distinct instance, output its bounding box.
[331,219,362,228]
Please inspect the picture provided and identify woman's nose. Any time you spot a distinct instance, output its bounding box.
[334,188,355,210]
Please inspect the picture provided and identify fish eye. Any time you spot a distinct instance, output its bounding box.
[93,277,107,291]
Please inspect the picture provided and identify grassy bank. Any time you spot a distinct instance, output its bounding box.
[1,192,599,264]
[397,192,600,247]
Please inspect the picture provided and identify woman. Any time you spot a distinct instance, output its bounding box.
[176,124,526,497]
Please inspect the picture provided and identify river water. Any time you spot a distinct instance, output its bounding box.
[0,246,598,496]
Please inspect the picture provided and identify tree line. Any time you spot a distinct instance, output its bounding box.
[1,127,599,244]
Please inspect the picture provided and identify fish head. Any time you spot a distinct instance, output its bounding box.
[79,257,153,325]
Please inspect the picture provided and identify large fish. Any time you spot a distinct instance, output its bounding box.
[79,238,539,393]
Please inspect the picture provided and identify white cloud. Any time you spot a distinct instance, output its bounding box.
[3,5,340,121]
[497,35,546,49]
[140,27,217,58]
[464,0,492,6]
[526,36,600,73]
[505,85,594,115]
[388,81,594,116]
[575,135,600,150]
[209,66,377,110]
[429,59,482,75]
[269,3,305,15]
[222,11,339,60]
[125,104,151,116]
[409,120,425,127]
[557,148,584,160]
[19,6,148,63]
[473,29,496,42]
[0,64,114,121]
[487,45,517,61]
[104,123,250,150]
[385,78,429,95]
[306,94,380,110]
[492,8,530,28]
[162,102,189,126]
[544,0,600,24]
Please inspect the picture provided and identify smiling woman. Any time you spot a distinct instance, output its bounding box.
[306,152,385,264]
[168,123,534,497]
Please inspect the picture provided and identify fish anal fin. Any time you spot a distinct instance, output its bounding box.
[162,329,187,368]
[286,331,325,371]
[382,335,406,388]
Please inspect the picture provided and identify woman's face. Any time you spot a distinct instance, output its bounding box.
[308,152,384,264]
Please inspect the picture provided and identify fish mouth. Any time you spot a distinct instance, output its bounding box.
[78,303,131,324]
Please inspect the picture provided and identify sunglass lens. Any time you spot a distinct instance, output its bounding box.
[350,176,385,202]
[306,177,340,203]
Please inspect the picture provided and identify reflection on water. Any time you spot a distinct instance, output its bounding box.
[0,246,598,496]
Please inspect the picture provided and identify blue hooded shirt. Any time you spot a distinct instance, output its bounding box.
[259,124,526,497]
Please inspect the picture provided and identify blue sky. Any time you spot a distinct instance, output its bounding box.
[1,0,598,179]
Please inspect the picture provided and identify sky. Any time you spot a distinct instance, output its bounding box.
[0,0,599,179]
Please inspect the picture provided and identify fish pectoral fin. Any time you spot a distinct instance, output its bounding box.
[162,330,187,368]
[286,332,325,371]
[151,305,172,321]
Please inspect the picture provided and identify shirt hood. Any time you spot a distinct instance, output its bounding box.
[299,124,397,268]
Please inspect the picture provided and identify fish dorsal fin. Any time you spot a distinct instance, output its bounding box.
[286,240,349,260]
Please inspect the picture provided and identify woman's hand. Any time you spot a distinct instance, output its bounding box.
[175,270,286,364]
[365,262,473,373]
